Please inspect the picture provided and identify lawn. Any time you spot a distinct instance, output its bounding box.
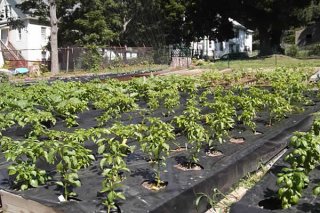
[197,55,320,70]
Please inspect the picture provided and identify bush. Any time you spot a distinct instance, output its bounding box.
[285,45,298,57]
[82,45,103,72]
[308,44,320,56]
[0,73,9,83]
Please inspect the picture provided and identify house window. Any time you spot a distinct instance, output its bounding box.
[209,41,212,49]
[17,28,22,41]
[41,27,46,43]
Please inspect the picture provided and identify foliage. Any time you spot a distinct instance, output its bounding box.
[0,73,9,83]
[96,124,135,212]
[81,45,103,72]
[1,137,49,190]
[277,118,320,208]
[174,98,209,166]
[285,45,298,57]
[0,66,316,209]
[138,117,175,186]
[45,129,99,200]
[204,96,236,144]
[195,188,227,211]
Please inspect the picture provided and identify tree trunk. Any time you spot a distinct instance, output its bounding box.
[49,0,59,74]
[258,26,273,56]
[271,28,284,54]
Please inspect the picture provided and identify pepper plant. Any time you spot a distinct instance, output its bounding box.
[95,124,136,212]
[1,136,49,190]
[138,117,175,187]
[204,98,236,144]
[277,167,309,209]
[174,98,209,168]
[277,119,320,208]
[44,129,99,201]
[262,93,292,126]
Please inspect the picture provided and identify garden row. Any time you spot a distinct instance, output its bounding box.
[231,118,320,213]
[231,115,320,212]
[0,67,317,212]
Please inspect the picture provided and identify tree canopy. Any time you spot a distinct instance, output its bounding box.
[13,0,320,73]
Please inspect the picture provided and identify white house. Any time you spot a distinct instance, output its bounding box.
[0,0,50,67]
[191,18,253,59]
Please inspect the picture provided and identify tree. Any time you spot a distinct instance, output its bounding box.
[49,0,59,74]
[17,0,124,73]
[182,0,234,43]
[172,0,315,55]
[17,0,78,74]
[229,0,314,55]
[59,0,122,46]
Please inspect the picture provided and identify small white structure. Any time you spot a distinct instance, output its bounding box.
[0,0,50,67]
[191,18,253,59]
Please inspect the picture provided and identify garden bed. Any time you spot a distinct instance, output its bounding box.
[230,149,320,213]
[0,94,319,212]
[0,68,318,212]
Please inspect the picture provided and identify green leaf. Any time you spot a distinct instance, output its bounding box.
[117,192,126,200]
[195,194,205,207]
[56,181,64,187]
[98,144,106,154]
[73,180,81,187]
[30,179,39,188]
[313,186,320,195]
[8,169,16,176]
[88,154,95,161]
[100,158,107,169]
[21,184,28,191]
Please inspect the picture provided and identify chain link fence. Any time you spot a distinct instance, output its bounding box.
[58,47,170,72]
[0,46,171,72]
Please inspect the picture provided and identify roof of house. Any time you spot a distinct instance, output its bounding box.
[6,0,27,19]
[3,0,49,20]
[229,18,253,33]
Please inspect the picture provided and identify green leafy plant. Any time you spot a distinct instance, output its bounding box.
[263,93,292,126]
[138,117,175,187]
[95,124,136,212]
[1,137,49,190]
[44,129,98,201]
[277,119,320,208]
[277,168,309,209]
[95,91,137,126]
[205,98,235,144]
[174,98,209,168]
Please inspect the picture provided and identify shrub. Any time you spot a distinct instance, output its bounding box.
[308,44,320,56]
[0,72,9,83]
[285,45,298,57]
[82,45,103,72]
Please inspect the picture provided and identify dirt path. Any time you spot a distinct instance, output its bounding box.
[9,67,216,83]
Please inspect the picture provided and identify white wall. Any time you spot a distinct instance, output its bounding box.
[26,23,50,61]
[191,28,253,59]
[245,33,253,53]
[8,20,29,59]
